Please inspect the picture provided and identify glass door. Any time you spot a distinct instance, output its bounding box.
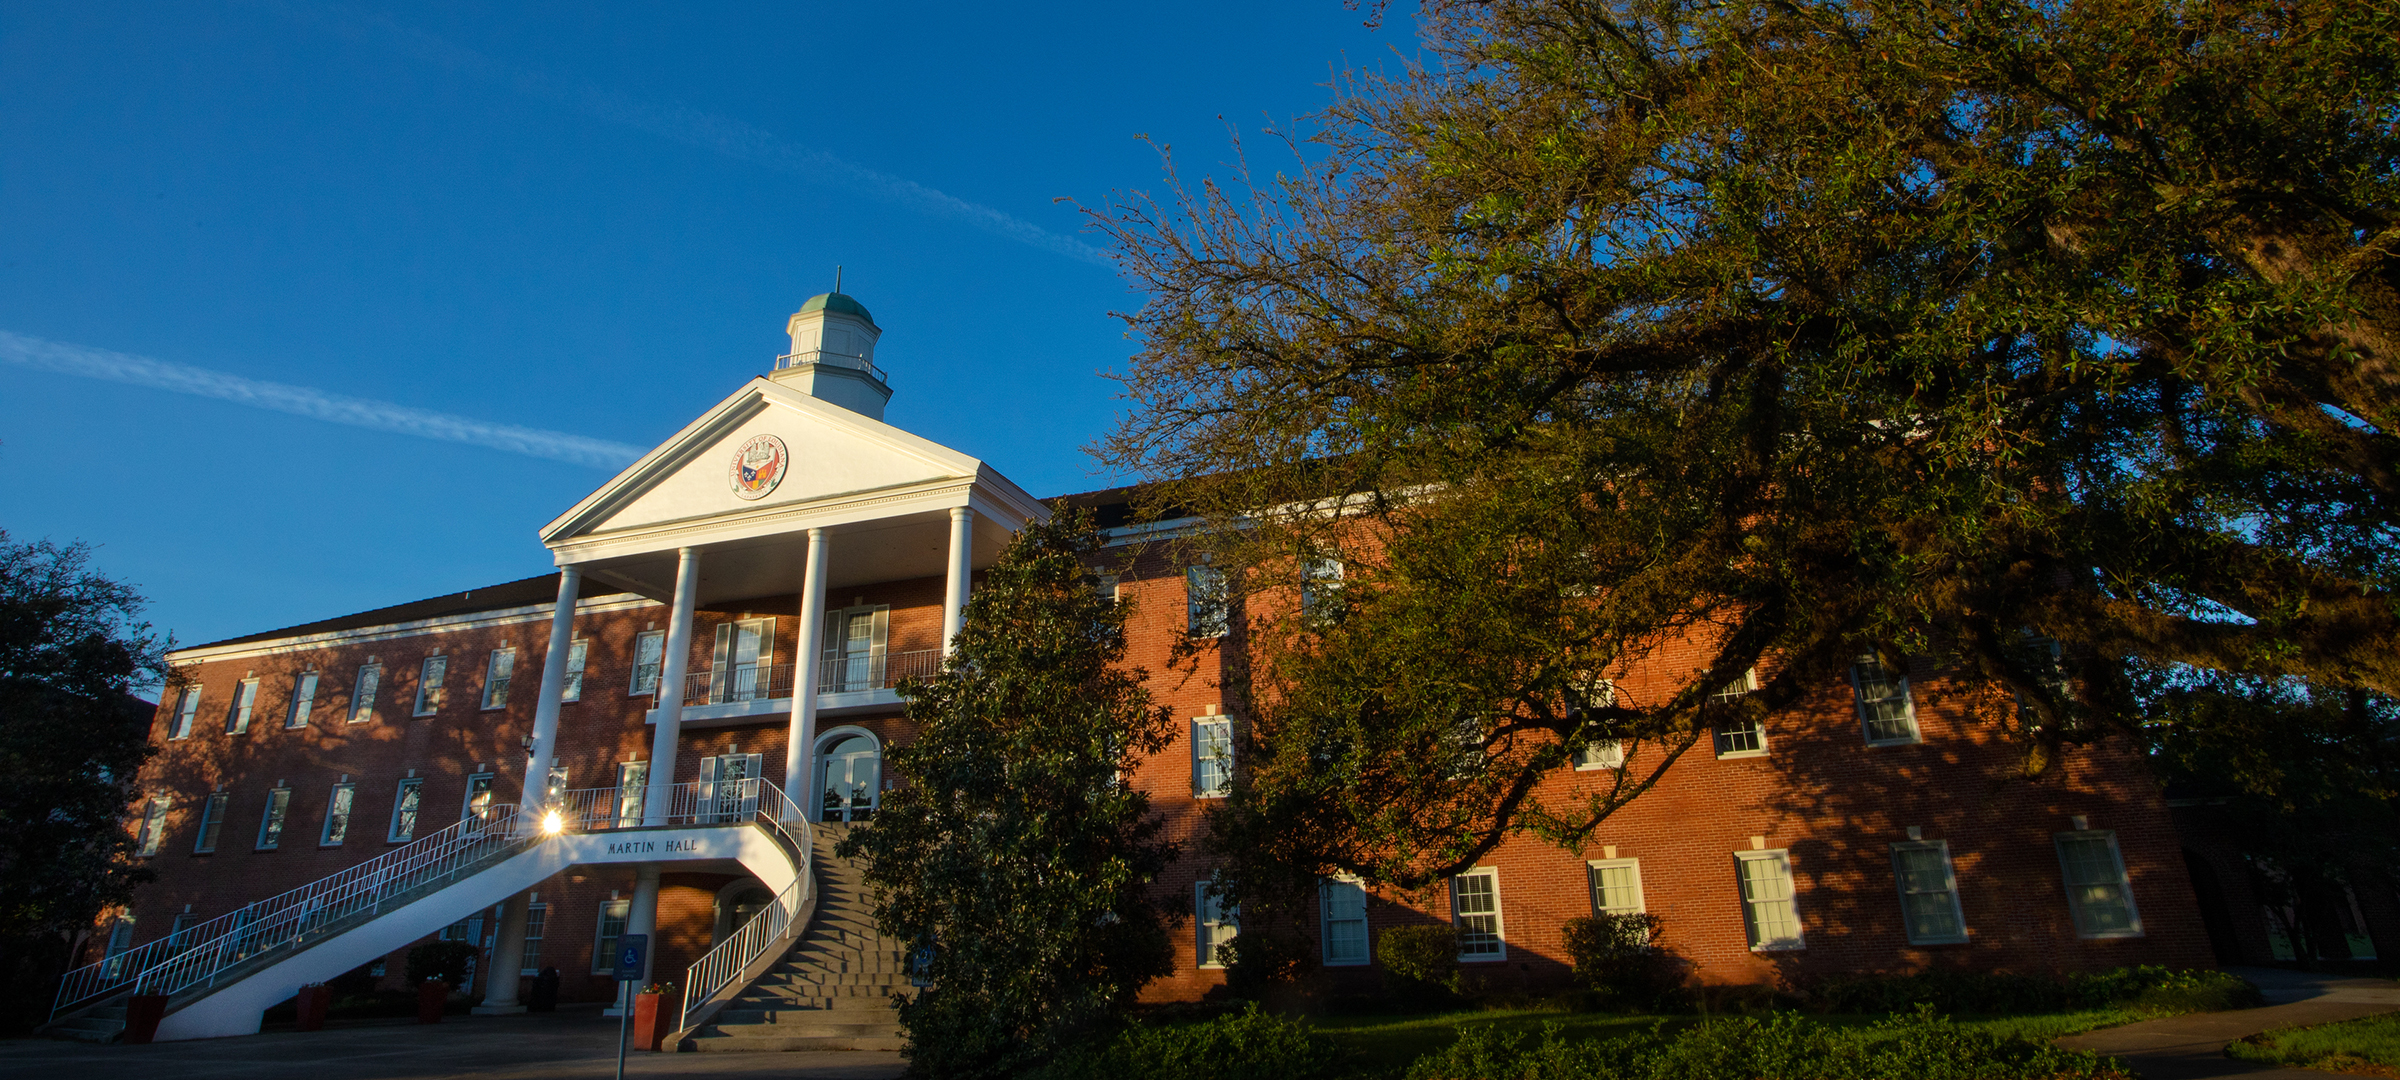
[818,736,881,822]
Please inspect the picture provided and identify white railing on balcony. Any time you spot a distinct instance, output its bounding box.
[679,648,943,705]
[54,804,531,1017]
[54,777,819,1023]
[678,779,814,1034]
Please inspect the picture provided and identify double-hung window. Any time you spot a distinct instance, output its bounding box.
[482,648,515,710]
[321,782,355,846]
[257,788,292,849]
[1570,676,1622,769]
[1195,882,1237,969]
[1301,557,1344,623]
[348,662,381,723]
[1736,849,1804,950]
[630,631,666,696]
[1588,859,1645,915]
[615,761,649,827]
[1711,668,1767,757]
[561,640,588,703]
[2056,830,2143,938]
[461,773,495,827]
[1891,841,1968,944]
[225,678,259,734]
[1451,869,1506,960]
[520,900,548,975]
[1192,717,1233,798]
[134,796,170,856]
[168,686,201,740]
[1320,877,1369,966]
[592,899,631,974]
[193,791,229,854]
[1186,565,1229,638]
[286,671,319,729]
[1574,739,1626,770]
[388,778,423,842]
[412,656,447,716]
[1853,654,1920,745]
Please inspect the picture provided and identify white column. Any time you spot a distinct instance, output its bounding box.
[784,528,829,806]
[943,506,974,656]
[473,892,532,1014]
[643,548,701,826]
[520,567,581,814]
[607,866,662,1016]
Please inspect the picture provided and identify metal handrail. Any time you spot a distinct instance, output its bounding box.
[54,803,530,1016]
[678,778,815,1034]
[676,649,942,704]
[682,663,794,705]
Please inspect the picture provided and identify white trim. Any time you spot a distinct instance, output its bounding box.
[2055,829,2145,939]
[1852,655,1922,746]
[1891,840,1969,945]
[1191,716,1233,798]
[1195,881,1236,969]
[168,595,656,665]
[1451,867,1507,961]
[1319,876,1369,967]
[1735,849,1805,951]
[1586,858,1646,915]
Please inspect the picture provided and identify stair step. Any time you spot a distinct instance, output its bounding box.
[688,1033,907,1053]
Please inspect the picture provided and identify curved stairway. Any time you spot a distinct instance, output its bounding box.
[682,822,910,1052]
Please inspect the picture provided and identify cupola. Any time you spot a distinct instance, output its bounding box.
[772,287,892,420]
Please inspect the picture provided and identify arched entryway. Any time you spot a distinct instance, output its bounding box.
[713,880,775,946]
[815,727,882,822]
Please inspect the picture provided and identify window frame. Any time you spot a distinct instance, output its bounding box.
[1587,858,1646,915]
[135,795,170,857]
[1890,840,1969,945]
[1450,867,1508,962]
[630,630,666,696]
[1735,849,1806,951]
[1191,717,1234,799]
[412,655,447,717]
[1710,668,1768,758]
[1300,556,1344,623]
[1195,881,1238,969]
[321,782,355,847]
[388,777,424,843]
[1185,564,1230,638]
[193,790,229,854]
[1320,876,1370,967]
[461,772,495,827]
[520,900,548,975]
[561,639,589,703]
[348,662,381,724]
[481,648,516,711]
[615,761,650,827]
[2054,829,2144,939]
[1573,739,1626,770]
[225,677,259,735]
[1851,654,1921,746]
[168,686,201,740]
[592,899,631,974]
[256,787,292,850]
[285,670,319,729]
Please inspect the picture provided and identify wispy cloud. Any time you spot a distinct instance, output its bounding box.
[0,330,645,469]
[262,0,1114,267]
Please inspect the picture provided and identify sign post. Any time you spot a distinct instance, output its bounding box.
[613,934,647,1080]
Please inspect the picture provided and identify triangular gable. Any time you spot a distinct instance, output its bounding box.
[543,379,986,544]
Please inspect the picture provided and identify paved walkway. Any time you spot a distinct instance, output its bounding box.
[0,1007,905,1080]
[2057,967,2400,1080]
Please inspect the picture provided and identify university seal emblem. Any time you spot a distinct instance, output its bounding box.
[728,434,788,500]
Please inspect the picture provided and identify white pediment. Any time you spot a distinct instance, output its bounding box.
[543,379,987,546]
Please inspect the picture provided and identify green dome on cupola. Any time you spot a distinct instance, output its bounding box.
[796,292,876,326]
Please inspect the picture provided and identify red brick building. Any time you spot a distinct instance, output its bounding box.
[74,293,2213,1043]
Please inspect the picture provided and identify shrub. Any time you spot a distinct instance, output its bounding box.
[1404,1007,2129,1080]
[1378,926,1462,995]
[1029,1003,1342,1080]
[1808,965,2258,1016]
[1560,913,1685,1011]
[405,942,480,988]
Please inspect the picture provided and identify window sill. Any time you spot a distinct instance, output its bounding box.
[2076,929,2146,940]
[1749,943,1806,952]
[1322,959,1371,968]
[1459,953,1511,963]
[1716,749,1769,760]
[1905,937,1971,947]
[1864,736,1923,748]
[1573,763,1623,772]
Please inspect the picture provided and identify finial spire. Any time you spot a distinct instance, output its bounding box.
[835,265,843,294]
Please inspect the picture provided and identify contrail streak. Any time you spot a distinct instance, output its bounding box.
[261,0,1114,267]
[0,330,645,469]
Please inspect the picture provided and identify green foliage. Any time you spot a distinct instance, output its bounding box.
[1028,1003,1343,1080]
[1377,925,1462,995]
[1809,966,2260,1016]
[2229,1012,2400,1072]
[1403,1008,2128,1080]
[1559,914,1685,1011]
[835,510,1179,1080]
[0,532,164,1032]
[405,941,479,988]
[1098,0,2400,887]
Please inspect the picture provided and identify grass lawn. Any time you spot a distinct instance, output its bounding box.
[2226,1011,2400,1075]
[1309,1006,2154,1075]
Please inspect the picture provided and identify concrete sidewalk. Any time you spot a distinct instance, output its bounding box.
[0,1007,906,1080]
[2056,967,2400,1080]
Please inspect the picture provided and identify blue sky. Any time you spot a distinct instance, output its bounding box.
[0,1,1402,652]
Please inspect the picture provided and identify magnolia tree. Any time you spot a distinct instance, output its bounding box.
[1092,0,2400,902]
[836,512,1177,1078]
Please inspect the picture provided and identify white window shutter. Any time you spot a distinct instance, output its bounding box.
[709,624,734,701]
[871,607,890,658]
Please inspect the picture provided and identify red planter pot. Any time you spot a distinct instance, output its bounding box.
[631,992,669,1051]
[416,981,448,1024]
[122,995,168,1045]
[295,984,332,1032]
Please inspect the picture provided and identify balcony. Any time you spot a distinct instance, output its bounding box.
[646,649,943,726]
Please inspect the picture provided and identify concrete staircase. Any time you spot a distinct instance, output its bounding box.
[45,1001,126,1043]
[684,821,911,1052]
